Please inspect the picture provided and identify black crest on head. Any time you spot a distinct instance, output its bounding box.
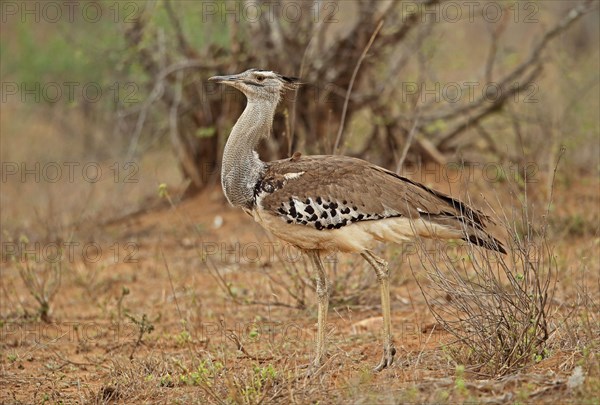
[280,75,300,84]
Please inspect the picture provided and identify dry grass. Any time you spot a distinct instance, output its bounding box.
[411,163,565,377]
[1,166,599,404]
[414,209,556,377]
[5,238,63,323]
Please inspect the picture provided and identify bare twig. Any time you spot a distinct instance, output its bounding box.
[226,331,275,362]
[164,0,193,56]
[435,1,594,127]
[436,64,542,151]
[289,2,332,156]
[395,108,421,174]
[542,145,566,236]
[125,28,168,161]
[333,19,384,154]
[474,122,506,160]
[484,15,507,84]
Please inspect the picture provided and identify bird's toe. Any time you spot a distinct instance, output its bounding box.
[373,345,396,372]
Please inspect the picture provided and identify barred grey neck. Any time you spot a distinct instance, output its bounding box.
[221,98,277,208]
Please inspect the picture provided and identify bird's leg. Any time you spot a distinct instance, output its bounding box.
[361,250,396,372]
[307,250,330,373]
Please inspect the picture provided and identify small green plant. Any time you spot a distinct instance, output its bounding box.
[160,373,174,387]
[254,363,277,382]
[125,313,155,360]
[454,365,467,396]
[248,326,259,340]
[158,183,168,199]
[179,360,223,386]
[175,330,191,346]
[241,364,278,402]
[436,389,450,403]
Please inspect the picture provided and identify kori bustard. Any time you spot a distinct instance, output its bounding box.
[210,69,505,372]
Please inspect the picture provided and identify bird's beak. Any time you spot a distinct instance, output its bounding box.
[208,74,238,84]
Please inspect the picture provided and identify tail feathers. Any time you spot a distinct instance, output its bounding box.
[425,214,507,254]
[465,233,507,254]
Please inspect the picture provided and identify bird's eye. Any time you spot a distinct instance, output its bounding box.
[256,75,265,82]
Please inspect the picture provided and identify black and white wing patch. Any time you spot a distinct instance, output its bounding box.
[275,196,392,230]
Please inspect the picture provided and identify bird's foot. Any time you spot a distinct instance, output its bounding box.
[373,345,396,372]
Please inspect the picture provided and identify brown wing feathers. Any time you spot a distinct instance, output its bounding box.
[258,155,506,253]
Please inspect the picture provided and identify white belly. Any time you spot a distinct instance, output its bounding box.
[252,208,461,253]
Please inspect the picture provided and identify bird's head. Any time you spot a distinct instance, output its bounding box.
[209,68,300,103]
